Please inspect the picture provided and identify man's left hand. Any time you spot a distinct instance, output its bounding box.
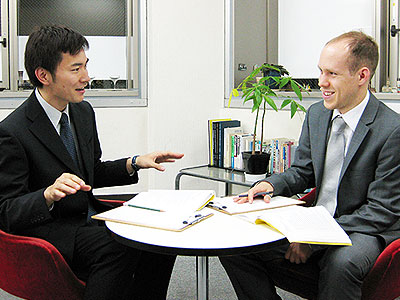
[284,242,312,264]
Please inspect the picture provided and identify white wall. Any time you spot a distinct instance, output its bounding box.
[145,0,225,192]
[0,0,308,197]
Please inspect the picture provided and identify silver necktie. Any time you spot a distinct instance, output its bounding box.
[317,116,347,215]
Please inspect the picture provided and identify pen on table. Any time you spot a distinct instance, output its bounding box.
[237,191,273,198]
[126,204,165,212]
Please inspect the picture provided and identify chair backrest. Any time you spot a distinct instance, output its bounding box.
[361,238,400,300]
[0,229,85,300]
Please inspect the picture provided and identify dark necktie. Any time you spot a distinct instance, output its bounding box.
[59,113,97,222]
[59,113,78,163]
[317,116,347,215]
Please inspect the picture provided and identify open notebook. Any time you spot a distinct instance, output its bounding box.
[238,205,352,246]
[92,190,215,232]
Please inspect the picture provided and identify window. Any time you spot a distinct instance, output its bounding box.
[0,0,146,100]
[226,0,387,101]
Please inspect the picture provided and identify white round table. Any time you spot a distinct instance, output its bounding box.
[106,208,286,300]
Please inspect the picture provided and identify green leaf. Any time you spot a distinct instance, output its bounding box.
[242,87,254,98]
[232,88,239,97]
[290,101,297,118]
[298,103,307,113]
[263,95,278,111]
[243,94,255,104]
[279,77,290,89]
[290,80,303,100]
[249,67,261,78]
[281,99,291,109]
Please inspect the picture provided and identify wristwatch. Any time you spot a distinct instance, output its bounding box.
[131,155,141,172]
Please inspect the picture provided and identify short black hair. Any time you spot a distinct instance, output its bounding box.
[24,25,89,87]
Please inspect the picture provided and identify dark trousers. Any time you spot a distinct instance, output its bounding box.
[70,224,176,300]
[219,232,383,300]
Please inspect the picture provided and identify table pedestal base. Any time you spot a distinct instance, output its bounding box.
[196,256,209,300]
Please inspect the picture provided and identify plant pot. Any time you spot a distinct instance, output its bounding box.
[242,151,270,175]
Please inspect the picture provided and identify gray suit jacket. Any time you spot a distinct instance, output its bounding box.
[0,92,138,261]
[267,94,400,245]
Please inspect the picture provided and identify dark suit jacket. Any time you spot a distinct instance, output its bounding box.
[267,94,400,246]
[0,92,138,261]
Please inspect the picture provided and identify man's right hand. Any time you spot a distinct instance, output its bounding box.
[44,173,91,207]
[234,181,274,204]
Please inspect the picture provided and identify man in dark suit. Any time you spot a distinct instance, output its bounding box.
[220,31,400,299]
[0,25,184,300]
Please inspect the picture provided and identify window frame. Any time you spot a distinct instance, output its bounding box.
[0,0,147,108]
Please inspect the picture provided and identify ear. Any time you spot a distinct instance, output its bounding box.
[34,67,52,86]
[358,67,371,86]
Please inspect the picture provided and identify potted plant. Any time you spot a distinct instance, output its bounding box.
[229,63,307,175]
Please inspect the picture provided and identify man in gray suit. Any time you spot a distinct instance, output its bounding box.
[220,31,400,299]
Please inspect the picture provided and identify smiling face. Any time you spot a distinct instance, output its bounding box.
[318,39,369,114]
[37,49,90,111]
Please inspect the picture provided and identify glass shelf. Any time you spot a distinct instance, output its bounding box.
[175,165,253,195]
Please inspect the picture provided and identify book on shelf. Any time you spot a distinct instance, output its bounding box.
[92,190,215,232]
[218,120,241,167]
[208,118,231,166]
[207,195,305,215]
[207,119,241,167]
[267,138,297,174]
[237,205,352,246]
[223,127,243,168]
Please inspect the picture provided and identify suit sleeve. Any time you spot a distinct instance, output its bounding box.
[267,106,316,196]
[0,126,53,233]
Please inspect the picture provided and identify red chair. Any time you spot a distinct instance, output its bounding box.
[296,188,400,300]
[0,229,85,300]
[0,195,131,299]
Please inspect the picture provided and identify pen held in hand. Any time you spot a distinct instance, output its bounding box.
[126,204,165,212]
[237,191,273,198]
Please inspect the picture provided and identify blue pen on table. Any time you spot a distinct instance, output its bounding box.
[237,191,273,198]
[126,204,165,212]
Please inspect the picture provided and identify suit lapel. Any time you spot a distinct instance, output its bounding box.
[25,93,82,175]
[69,103,93,181]
[339,94,378,181]
[312,105,332,188]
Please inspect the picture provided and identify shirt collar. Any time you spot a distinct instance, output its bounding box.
[35,88,70,130]
[331,90,370,132]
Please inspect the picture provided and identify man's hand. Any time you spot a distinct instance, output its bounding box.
[44,173,91,207]
[128,151,184,172]
[284,243,312,264]
[234,181,273,204]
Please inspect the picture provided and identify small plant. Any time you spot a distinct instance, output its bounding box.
[229,63,307,155]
